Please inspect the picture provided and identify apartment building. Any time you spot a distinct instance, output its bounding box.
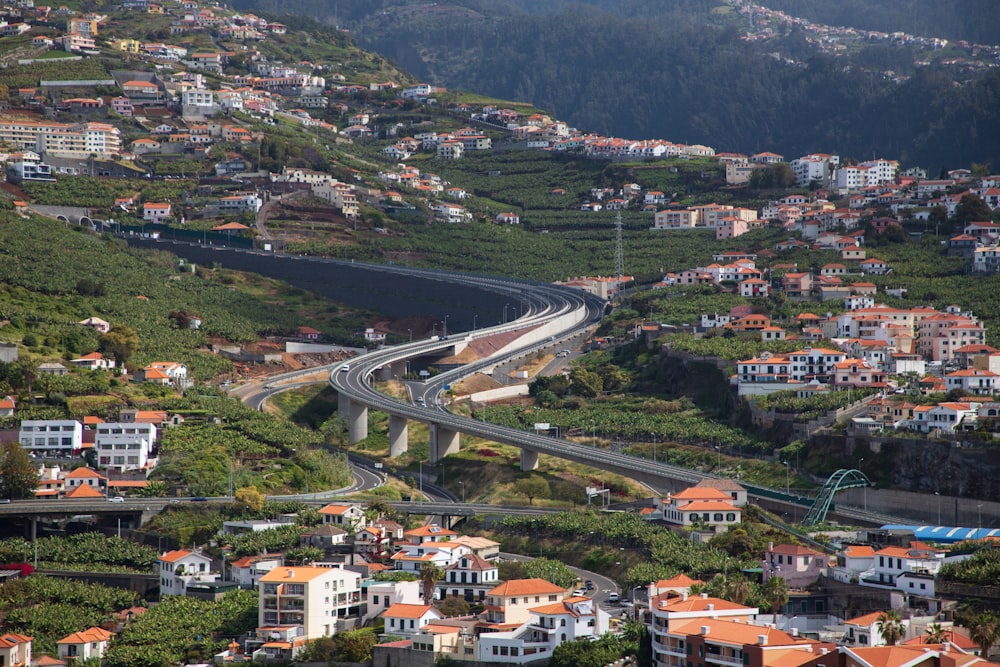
[94,422,157,472]
[19,420,83,456]
[258,565,362,640]
[0,120,122,157]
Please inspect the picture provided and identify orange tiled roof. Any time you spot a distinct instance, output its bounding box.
[384,603,435,619]
[58,627,113,644]
[487,578,566,597]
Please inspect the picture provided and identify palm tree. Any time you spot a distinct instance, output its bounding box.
[876,610,906,646]
[925,623,947,644]
[420,562,444,606]
[761,576,788,625]
[969,611,1000,659]
[723,575,752,606]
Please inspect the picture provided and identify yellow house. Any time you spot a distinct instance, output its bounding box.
[116,39,141,53]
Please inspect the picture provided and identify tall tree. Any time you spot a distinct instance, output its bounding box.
[723,574,752,605]
[0,441,38,499]
[761,575,788,625]
[952,193,994,228]
[969,611,999,659]
[513,475,550,505]
[876,610,906,646]
[420,562,443,605]
[98,325,139,366]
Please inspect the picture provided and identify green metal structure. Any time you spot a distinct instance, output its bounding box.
[802,468,870,526]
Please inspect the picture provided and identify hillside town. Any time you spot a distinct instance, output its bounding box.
[2,488,999,667]
[3,0,1000,666]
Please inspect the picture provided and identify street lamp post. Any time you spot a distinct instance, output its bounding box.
[592,421,597,448]
[652,434,657,464]
[978,503,983,532]
[459,480,465,503]
[858,458,867,513]
[407,328,412,342]
[935,491,941,525]
[473,314,478,331]
[715,445,721,473]
[503,303,509,323]
[443,315,449,337]
[783,461,789,495]
[419,461,424,502]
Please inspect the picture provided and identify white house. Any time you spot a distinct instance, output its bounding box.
[57,627,113,662]
[945,369,999,395]
[227,554,284,589]
[158,549,217,596]
[843,610,910,647]
[382,603,444,637]
[477,595,609,664]
[365,580,422,623]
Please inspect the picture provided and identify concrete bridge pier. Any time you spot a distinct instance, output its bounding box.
[347,399,368,444]
[388,414,409,457]
[520,449,539,472]
[430,424,460,462]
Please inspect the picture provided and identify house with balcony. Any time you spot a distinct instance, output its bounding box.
[403,524,458,544]
[158,550,217,596]
[477,594,609,664]
[907,402,980,433]
[661,487,742,533]
[258,565,362,642]
[945,369,999,395]
[439,554,499,602]
[391,540,469,574]
[861,543,945,592]
[655,617,833,667]
[57,627,113,662]
[482,579,568,627]
[648,593,758,667]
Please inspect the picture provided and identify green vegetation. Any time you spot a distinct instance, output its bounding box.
[499,511,755,586]
[938,546,1000,586]
[479,397,769,453]
[0,576,140,656]
[0,533,157,573]
[105,590,258,667]
[498,557,578,589]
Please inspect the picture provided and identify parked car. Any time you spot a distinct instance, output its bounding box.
[573,589,587,597]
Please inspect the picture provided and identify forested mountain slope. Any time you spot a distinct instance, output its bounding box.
[234,0,1000,169]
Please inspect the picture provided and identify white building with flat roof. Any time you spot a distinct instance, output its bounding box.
[94,422,156,472]
[19,420,83,456]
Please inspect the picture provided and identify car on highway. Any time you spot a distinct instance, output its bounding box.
[0,499,11,504]
[585,580,595,590]
[607,592,620,604]
[340,364,350,372]
[107,496,125,503]
[191,496,208,502]
[621,599,635,608]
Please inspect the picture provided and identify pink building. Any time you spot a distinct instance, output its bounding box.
[762,543,828,588]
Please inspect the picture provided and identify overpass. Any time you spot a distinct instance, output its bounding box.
[329,271,723,492]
